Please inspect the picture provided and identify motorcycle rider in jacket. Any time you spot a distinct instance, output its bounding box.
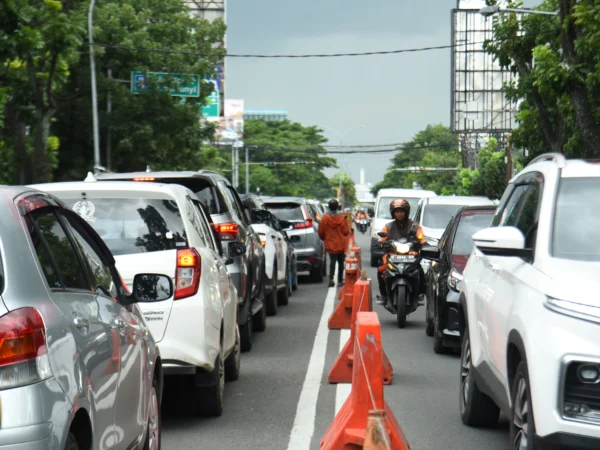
[376,199,428,309]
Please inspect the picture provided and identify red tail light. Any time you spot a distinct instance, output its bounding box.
[0,308,51,389]
[214,223,240,240]
[175,248,201,300]
[294,218,313,229]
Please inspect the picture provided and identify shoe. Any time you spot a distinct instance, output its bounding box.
[417,294,425,306]
[329,280,335,288]
[338,281,344,287]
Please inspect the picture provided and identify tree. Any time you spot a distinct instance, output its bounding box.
[373,124,461,195]
[240,119,337,198]
[485,0,600,159]
[330,172,357,207]
[0,0,85,183]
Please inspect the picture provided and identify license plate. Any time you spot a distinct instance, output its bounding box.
[389,254,416,263]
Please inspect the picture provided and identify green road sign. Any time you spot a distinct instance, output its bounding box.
[201,80,220,117]
[131,71,200,97]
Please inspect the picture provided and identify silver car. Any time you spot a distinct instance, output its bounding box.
[0,187,165,449]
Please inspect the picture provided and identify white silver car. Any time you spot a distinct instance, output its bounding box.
[32,180,241,417]
[0,187,165,449]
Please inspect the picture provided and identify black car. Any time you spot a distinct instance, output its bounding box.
[95,170,266,352]
[424,205,496,354]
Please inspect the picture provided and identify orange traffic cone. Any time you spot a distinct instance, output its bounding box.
[328,257,359,330]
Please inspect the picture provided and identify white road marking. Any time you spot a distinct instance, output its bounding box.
[286,279,337,450]
[335,329,351,414]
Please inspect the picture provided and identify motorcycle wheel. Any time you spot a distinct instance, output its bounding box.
[395,286,407,329]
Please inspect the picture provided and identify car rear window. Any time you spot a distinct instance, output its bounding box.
[58,195,188,256]
[265,203,304,221]
[422,204,463,229]
[376,197,421,219]
[451,211,494,256]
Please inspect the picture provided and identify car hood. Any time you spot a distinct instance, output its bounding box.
[541,259,600,307]
[422,226,444,241]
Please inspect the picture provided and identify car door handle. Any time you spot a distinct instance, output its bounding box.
[73,316,90,329]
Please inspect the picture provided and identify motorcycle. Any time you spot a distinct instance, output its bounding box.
[356,219,369,234]
[377,230,424,328]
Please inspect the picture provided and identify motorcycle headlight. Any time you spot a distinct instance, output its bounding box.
[448,270,463,292]
[393,242,411,253]
[545,297,600,325]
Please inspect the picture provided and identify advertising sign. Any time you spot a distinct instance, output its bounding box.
[209,99,244,146]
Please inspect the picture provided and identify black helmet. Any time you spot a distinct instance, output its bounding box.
[328,198,339,212]
[389,199,410,218]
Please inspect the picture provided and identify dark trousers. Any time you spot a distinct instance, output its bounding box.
[328,253,345,282]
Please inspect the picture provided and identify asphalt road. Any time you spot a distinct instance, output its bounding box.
[161,231,512,450]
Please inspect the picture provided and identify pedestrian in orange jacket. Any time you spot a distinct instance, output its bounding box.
[318,198,350,287]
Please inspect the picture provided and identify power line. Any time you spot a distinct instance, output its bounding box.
[212,142,456,155]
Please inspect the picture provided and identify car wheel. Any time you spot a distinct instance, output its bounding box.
[370,255,379,268]
[142,377,161,450]
[240,306,252,352]
[278,270,290,306]
[433,306,450,354]
[265,269,278,316]
[65,433,79,450]
[225,325,241,382]
[459,326,500,426]
[292,265,298,291]
[197,349,225,417]
[510,362,536,450]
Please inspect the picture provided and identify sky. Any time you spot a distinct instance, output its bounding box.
[227,0,540,185]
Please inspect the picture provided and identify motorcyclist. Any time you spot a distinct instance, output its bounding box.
[355,208,370,221]
[376,199,428,309]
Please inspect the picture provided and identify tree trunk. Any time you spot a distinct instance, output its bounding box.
[5,102,32,184]
[32,109,54,183]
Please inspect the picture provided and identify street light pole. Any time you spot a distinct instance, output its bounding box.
[480,5,558,17]
[88,0,101,173]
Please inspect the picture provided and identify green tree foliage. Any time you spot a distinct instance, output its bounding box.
[485,0,600,159]
[372,124,461,195]
[240,119,337,199]
[330,171,357,207]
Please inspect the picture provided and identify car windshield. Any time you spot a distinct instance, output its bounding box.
[451,212,494,256]
[376,197,420,219]
[422,204,463,229]
[553,177,600,262]
[265,203,304,221]
[60,196,188,256]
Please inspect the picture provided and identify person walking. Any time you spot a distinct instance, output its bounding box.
[318,198,351,288]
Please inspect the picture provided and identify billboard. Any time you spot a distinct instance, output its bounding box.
[209,99,244,147]
[451,1,519,133]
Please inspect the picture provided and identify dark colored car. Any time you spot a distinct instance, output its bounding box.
[94,170,266,352]
[424,205,496,354]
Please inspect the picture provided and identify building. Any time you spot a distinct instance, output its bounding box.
[244,109,288,121]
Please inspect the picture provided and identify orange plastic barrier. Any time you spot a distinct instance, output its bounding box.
[364,410,395,450]
[329,278,393,385]
[328,258,359,330]
[321,312,410,450]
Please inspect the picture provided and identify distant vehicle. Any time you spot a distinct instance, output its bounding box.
[370,188,437,267]
[93,170,266,352]
[0,187,164,448]
[456,154,600,449]
[32,180,241,417]
[422,205,495,353]
[262,196,326,283]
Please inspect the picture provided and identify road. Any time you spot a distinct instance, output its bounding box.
[162,232,511,449]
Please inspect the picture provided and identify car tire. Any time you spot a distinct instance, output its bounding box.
[265,269,278,316]
[433,307,450,354]
[142,377,161,450]
[197,350,225,417]
[240,306,252,352]
[510,361,536,450]
[225,326,241,382]
[459,326,500,427]
[292,265,298,291]
[65,433,79,450]
[278,273,290,306]
[425,306,434,337]
[310,265,323,283]
[395,286,407,329]
[287,265,293,298]
[370,255,379,268]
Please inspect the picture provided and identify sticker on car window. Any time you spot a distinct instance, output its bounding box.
[72,200,97,222]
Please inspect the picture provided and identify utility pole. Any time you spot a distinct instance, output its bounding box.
[106,69,112,171]
[245,147,249,194]
[231,145,235,185]
[88,0,101,173]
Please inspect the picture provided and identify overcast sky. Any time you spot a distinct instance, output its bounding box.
[227,0,540,185]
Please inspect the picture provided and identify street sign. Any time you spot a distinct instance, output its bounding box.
[201,79,220,117]
[131,71,200,97]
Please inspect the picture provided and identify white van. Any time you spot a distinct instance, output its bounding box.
[369,188,437,267]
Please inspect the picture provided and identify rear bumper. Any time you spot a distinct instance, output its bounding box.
[296,254,322,272]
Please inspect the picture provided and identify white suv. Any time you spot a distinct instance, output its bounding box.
[32,179,241,417]
[459,153,600,449]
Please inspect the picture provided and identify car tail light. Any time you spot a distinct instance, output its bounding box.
[214,223,240,241]
[175,249,201,300]
[294,218,313,229]
[0,308,52,390]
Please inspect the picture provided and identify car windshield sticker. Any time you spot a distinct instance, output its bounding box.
[166,231,174,239]
[72,200,97,222]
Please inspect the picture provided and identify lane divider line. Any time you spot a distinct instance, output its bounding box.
[335,329,351,414]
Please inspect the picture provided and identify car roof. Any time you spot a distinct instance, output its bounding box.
[377,188,437,198]
[94,170,224,182]
[559,160,600,178]
[422,195,494,206]
[261,196,306,204]
[0,185,36,199]
[28,180,191,198]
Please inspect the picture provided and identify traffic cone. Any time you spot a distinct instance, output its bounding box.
[328,257,359,330]
[321,312,409,450]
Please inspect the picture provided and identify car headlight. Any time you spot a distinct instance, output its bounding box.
[448,270,463,292]
[545,297,600,325]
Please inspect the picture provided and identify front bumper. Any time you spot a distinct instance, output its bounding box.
[440,289,461,347]
[536,432,600,450]
[0,378,71,449]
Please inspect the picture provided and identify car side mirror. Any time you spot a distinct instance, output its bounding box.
[251,208,272,224]
[131,274,173,303]
[228,241,246,258]
[420,245,441,261]
[472,226,532,259]
[377,231,388,238]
